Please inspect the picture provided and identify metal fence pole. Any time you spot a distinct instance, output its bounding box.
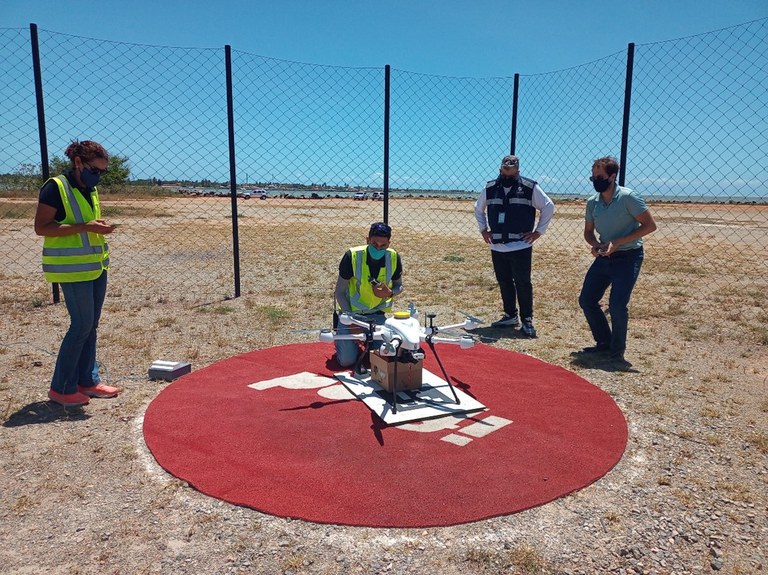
[510,73,519,155]
[30,23,59,303]
[383,64,391,224]
[225,45,241,298]
[619,42,635,186]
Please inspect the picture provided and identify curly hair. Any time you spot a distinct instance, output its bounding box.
[593,156,619,177]
[64,140,109,164]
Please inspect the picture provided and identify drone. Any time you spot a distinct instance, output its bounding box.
[319,304,484,413]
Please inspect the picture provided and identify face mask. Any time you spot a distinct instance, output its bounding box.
[367,245,387,259]
[80,166,101,188]
[592,177,612,194]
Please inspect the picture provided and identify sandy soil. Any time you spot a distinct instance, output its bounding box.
[0,196,766,574]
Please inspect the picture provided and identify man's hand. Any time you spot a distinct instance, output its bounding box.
[591,242,614,257]
[522,231,541,244]
[373,284,394,298]
[480,230,491,244]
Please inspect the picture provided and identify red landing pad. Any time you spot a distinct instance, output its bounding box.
[143,343,627,527]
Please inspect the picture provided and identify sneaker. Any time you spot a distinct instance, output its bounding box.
[602,353,633,371]
[48,389,90,407]
[491,314,520,328]
[520,318,537,338]
[571,343,610,356]
[77,383,123,398]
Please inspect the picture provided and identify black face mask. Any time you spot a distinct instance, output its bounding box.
[592,177,612,194]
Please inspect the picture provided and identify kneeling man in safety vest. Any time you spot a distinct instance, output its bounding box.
[333,222,404,367]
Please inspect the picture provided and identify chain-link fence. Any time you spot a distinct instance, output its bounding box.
[1,21,766,319]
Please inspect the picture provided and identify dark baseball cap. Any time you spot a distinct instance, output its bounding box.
[369,222,392,238]
[501,155,519,168]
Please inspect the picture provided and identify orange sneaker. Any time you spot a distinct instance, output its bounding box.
[77,383,123,398]
[48,389,90,407]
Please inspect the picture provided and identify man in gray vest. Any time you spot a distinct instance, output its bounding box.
[474,155,555,337]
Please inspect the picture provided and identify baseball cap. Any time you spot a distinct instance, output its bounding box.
[501,155,519,168]
[369,222,392,238]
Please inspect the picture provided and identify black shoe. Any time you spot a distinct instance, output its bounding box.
[598,352,632,371]
[570,344,609,357]
[491,313,520,328]
[520,318,537,338]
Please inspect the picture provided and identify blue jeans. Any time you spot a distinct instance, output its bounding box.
[50,272,107,394]
[578,250,643,356]
[334,312,387,368]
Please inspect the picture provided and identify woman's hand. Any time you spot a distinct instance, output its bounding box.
[86,220,116,234]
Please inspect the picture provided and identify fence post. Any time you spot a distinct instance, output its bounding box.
[225,45,241,299]
[619,43,635,186]
[383,64,390,224]
[510,73,519,154]
[30,23,59,304]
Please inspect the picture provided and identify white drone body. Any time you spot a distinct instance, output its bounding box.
[318,305,483,414]
[319,308,479,358]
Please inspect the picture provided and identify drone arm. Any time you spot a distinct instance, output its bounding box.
[434,319,481,332]
[319,331,368,343]
[337,313,377,330]
[426,335,475,349]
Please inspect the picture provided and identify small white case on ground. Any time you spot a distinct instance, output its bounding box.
[148,360,192,381]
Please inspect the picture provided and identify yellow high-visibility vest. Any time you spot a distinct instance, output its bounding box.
[347,245,398,313]
[41,176,110,283]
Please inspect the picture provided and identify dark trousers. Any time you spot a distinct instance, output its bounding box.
[491,247,533,320]
[578,249,644,356]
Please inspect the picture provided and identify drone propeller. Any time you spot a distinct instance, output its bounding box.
[457,310,485,325]
[290,327,334,335]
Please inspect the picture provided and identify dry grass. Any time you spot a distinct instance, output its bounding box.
[0,198,766,574]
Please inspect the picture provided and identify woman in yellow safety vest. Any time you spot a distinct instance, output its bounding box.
[34,140,122,407]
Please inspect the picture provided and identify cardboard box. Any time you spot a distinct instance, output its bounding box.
[369,351,423,392]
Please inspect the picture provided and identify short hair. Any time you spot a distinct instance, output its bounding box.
[593,156,619,177]
[64,140,109,164]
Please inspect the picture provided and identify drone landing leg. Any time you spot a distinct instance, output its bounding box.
[391,350,399,414]
[427,340,461,405]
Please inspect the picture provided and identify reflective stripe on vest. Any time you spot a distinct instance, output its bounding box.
[41,176,109,283]
[347,246,397,313]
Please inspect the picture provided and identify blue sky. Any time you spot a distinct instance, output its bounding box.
[3,0,766,76]
[2,1,767,198]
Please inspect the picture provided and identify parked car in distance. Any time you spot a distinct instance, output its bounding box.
[353,191,368,200]
[371,191,384,200]
[237,190,252,199]
[253,189,268,199]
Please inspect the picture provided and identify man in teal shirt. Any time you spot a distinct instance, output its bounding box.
[576,156,657,367]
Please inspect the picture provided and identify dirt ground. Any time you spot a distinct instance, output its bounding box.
[0,197,766,574]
